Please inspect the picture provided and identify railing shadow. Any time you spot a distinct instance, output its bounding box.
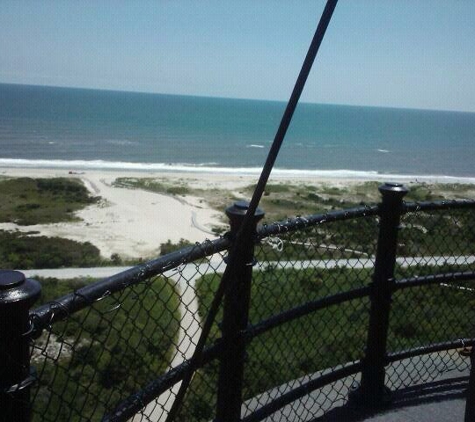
[314,373,469,421]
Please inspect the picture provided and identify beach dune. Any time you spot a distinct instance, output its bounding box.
[1,167,474,260]
[0,168,223,260]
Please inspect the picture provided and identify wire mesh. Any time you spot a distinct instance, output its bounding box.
[237,216,378,421]
[132,251,227,422]
[397,204,475,277]
[386,204,475,391]
[28,245,227,422]
[30,274,179,421]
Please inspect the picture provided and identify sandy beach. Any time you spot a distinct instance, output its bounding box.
[1,166,474,260]
[0,168,231,260]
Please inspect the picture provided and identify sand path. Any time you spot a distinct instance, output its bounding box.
[135,260,227,422]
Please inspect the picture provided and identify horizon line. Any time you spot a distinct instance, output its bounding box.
[1,81,474,115]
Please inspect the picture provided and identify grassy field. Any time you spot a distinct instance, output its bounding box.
[0,177,98,225]
[177,264,474,421]
[31,275,180,421]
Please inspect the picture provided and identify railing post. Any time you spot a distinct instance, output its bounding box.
[0,270,41,422]
[465,348,475,420]
[215,201,264,422]
[351,182,408,408]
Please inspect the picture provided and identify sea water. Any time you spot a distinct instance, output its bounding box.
[0,83,474,178]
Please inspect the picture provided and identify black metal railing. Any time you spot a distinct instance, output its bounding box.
[1,182,475,421]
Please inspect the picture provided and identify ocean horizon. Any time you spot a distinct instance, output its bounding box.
[1,83,474,179]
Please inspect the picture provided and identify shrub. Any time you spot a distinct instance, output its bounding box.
[160,238,193,255]
[0,231,101,269]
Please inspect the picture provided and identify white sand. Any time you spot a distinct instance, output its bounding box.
[1,167,474,260]
[0,168,231,259]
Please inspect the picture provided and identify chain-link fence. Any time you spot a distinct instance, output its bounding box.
[386,201,475,392]
[238,211,379,421]
[24,238,230,422]
[1,185,474,422]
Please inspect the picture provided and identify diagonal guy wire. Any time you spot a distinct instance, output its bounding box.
[165,1,339,421]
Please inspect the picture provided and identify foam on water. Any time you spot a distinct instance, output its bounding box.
[1,158,474,184]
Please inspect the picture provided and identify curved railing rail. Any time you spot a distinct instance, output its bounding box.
[255,204,380,239]
[30,237,231,334]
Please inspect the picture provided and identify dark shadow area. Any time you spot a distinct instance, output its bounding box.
[312,375,469,421]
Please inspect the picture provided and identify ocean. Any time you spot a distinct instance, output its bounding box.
[0,83,474,179]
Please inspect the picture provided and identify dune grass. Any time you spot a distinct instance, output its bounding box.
[0,177,98,225]
[113,176,475,224]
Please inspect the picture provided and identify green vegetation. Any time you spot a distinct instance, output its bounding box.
[256,216,379,262]
[398,208,475,257]
[114,177,474,224]
[160,238,194,255]
[181,267,369,419]
[0,230,102,268]
[405,182,475,202]
[0,177,98,225]
[0,230,153,269]
[389,264,475,350]
[179,264,474,420]
[0,177,111,269]
[32,275,180,421]
[114,177,475,260]
[113,177,192,196]
[242,181,475,222]
[35,276,94,302]
[249,181,475,259]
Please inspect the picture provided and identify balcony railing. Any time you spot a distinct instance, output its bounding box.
[1,183,475,421]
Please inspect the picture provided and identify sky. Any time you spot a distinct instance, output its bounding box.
[1,1,474,112]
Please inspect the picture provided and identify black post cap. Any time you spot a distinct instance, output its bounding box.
[0,270,41,307]
[225,200,265,220]
[0,270,25,290]
[378,182,408,199]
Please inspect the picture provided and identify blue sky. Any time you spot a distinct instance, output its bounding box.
[1,1,474,112]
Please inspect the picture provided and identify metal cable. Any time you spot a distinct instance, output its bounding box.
[165,1,339,420]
